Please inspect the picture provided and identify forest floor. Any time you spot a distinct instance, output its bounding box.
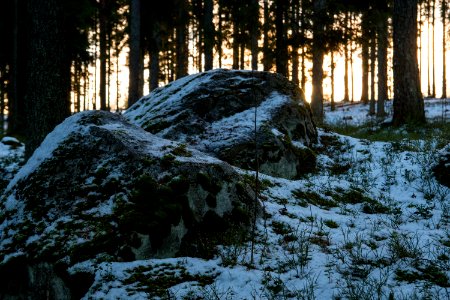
[1,99,449,299]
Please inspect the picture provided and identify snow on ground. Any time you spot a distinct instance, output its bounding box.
[1,99,449,299]
[76,126,449,299]
[80,100,449,299]
[325,98,450,126]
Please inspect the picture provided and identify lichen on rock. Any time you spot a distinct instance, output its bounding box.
[0,110,257,299]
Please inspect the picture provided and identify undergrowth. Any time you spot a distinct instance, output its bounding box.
[327,121,450,147]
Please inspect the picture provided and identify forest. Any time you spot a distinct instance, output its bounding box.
[0,1,449,299]
[0,0,448,155]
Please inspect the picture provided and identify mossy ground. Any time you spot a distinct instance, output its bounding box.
[117,261,217,298]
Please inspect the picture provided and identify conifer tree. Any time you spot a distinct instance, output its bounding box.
[393,0,425,125]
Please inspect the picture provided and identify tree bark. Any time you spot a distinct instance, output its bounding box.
[369,36,376,115]
[393,0,425,125]
[99,0,109,111]
[128,0,143,108]
[427,0,431,97]
[331,52,335,111]
[176,0,188,78]
[300,0,306,92]
[377,9,388,118]
[263,0,271,71]
[432,0,436,97]
[149,20,161,91]
[25,0,71,157]
[291,0,300,85]
[360,12,369,104]
[232,9,240,70]
[250,0,259,70]
[8,0,27,136]
[0,74,4,134]
[218,4,223,68]
[275,0,288,76]
[311,0,326,123]
[204,0,214,70]
[442,0,447,98]
[343,12,350,102]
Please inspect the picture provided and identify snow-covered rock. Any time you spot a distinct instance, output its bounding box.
[1,136,22,148]
[0,110,256,299]
[0,137,24,195]
[433,143,450,187]
[124,69,318,179]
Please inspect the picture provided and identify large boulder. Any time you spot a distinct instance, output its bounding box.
[433,143,450,188]
[124,69,318,179]
[0,111,256,299]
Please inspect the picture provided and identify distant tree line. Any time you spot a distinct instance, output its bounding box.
[0,0,447,156]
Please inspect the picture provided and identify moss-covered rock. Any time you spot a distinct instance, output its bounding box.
[124,69,318,179]
[0,110,257,299]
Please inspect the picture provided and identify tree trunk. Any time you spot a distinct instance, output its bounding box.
[176,0,188,78]
[301,46,306,93]
[99,0,108,111]
[263,0,271,71]
[8,0,26,136]
[197,27,203,72]
[150,49,160,91]
[0,75,4,134]
[418,3,422,74]
[331,52,335,111]
[240,43,245,69]
[218,4,223,68]
[360,12,369,104]
[150,21,161,91]
[25,0,71,157]
[275,0,288,76]
[75,61,81,112]
[427,0,431,97]
[393,0,425,125]
[84,61,89,111]
[311,0,326,123]
[93,16,98,110]
[204,0,214,70]
[377,9,388,118]
[128,0,143,108]
[250,0,259,70]
[442,0,447,98]
[432,0,436,97]
[232,11,239,70]
[291,0,300,85]
[343,12,350,102]
[350,27,354,103]
[115,39,120,112]
[369,36,376,115]
[300,0,306,92]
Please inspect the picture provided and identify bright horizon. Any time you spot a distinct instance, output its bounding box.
[75,7,450,112]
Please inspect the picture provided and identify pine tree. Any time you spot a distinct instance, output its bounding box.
[311,0,326,122]
[392,0,425,125]
[441,0,447,98]
[25,0,71,157]
[275,0,288,76]
[360,11,370,104]
[175,0,189,79]
[376,1,389,118]
[204,0,214,70]
[128,0,143,108]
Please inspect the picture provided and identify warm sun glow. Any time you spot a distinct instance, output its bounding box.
[75,4,449,113]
